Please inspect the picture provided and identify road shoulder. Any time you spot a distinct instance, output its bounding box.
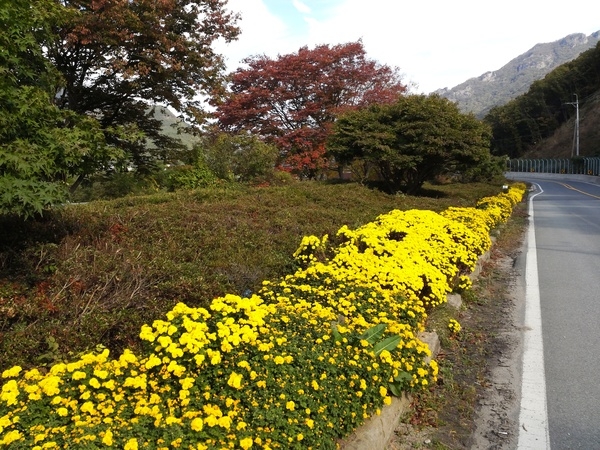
[387,200,529,449]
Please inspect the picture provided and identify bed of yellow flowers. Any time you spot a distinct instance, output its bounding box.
[0,184,525,449]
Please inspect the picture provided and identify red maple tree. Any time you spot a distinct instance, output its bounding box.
[213,41,406,178]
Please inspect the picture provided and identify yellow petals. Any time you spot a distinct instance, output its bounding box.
[227,372,243,390]
[102,430,114,446]
[240,437,253,449]
[1,366,21,379]
[124,438,138,450]
[190,418,204,432]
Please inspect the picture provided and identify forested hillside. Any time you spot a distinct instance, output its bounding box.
[484,42,600,158]
[523,91,600,158]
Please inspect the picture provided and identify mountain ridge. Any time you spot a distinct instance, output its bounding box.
[435,31,600,117]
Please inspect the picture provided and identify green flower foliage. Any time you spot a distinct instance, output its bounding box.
[0,184,526,449]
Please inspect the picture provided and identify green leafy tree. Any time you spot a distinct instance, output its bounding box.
[197,131,279,182]
[47,0,240,175]
[327,94,492,194]
[0,0,108,218]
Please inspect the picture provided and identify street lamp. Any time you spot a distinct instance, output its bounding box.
[566,94,580,157]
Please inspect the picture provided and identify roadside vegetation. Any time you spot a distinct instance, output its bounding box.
[1,1,544,447]
[0,179,506,373]
[0,179,524,449]
[391,199,529,449]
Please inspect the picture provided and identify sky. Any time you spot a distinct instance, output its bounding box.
[215,0,600,94]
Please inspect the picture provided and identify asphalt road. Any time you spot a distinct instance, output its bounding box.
[518,178,600,449]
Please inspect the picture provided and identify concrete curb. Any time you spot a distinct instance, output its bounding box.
[337,394,412,450]
[470,238,494,281]
[339,245,493,449]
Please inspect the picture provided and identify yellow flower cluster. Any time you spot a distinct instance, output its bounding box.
[329,208,487,308]
[475,187,523,225]
[0,184,525,449]
[293,234,329,265]
[448,319,462,334]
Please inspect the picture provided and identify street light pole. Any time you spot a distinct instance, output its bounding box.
[566,94,579,157]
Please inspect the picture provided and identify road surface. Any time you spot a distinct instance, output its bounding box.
[516,177,600,449]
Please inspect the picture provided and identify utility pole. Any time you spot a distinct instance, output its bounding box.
[566,94,579,157]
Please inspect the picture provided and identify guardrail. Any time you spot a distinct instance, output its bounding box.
[507,157,600,175]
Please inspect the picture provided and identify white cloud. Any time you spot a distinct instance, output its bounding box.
[215,0,291,67]
[292,0,311,14]
[218,0,600,92]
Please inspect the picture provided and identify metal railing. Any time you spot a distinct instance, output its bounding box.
[507,157,600,176]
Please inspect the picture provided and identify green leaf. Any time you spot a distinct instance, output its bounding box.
[331,323,343,343]
[388,382,403,397]
[373,335,401,355]
[394,371,412,383]
[359,323,387,345]
[47,336,59,352]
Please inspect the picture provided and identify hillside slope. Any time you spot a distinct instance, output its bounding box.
[436,31,600,117]
[524,90,600,158]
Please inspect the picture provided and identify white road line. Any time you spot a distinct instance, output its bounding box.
[518,184,551,449]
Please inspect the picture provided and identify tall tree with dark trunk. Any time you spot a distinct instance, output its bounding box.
[48,0,240,175]
[212,41,406,178]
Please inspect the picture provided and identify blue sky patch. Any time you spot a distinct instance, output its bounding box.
[262,0,340,34]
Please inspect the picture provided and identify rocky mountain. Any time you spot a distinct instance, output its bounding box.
[435,31,600,118]
[150,106,198,149]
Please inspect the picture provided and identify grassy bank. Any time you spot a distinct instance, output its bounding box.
[0,180,505,373]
